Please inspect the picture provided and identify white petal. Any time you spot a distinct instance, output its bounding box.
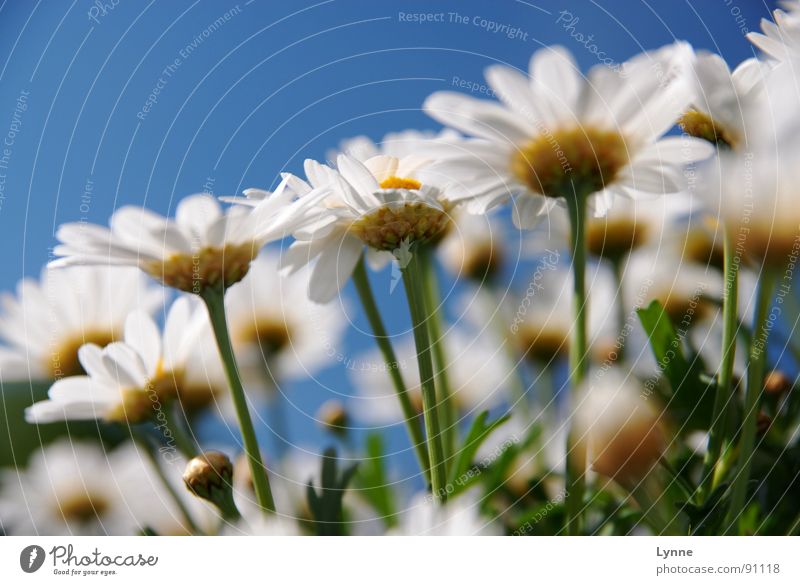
[124,311,162,376]
[308,235,363,303]
[424,92,534,145]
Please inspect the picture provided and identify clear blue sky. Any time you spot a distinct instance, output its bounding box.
[0,0,778,478]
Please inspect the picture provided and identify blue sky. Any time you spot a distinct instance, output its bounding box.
[0,0,779,479]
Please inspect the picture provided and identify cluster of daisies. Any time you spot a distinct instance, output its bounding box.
[3,5,800,536]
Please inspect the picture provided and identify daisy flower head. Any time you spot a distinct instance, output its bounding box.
[282,153,473,303]
[224,249,346,386]
[26,297,215,424]
[51,182,311,294]
[574,368,666,484]
[0,441,205,536]
[0,266,162,382]
[679,51,768,150]
[423,44,714,229]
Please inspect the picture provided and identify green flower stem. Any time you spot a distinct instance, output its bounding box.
[420,247,457,463]
[564,193,589,536]
[201,285,276,514]
[163,403,199,460]
[483,287,531,420]
[724,271,775,534]
[701,230,740,500]
[610,258,627,363]
[402,250,448,502]
[133,431,202,535]
[352,257,432,483]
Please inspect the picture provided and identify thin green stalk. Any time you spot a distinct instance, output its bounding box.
[133,431,202,535]
[201,285,276,514]
[564,193,589,535]
[483,286,531,419]
[352,257,431,483]
[420,247,456,463]
[724,272,775,534]
[163,403,199,460]
[701,230,740,500]
[402,250,448,502]
[610,258,627,363]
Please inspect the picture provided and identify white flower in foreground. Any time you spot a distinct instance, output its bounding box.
[349,328,512,424]
[0,266,162,382]
[748,8,800,62]
[26,297,214,424]
[423,44,714,228]
[424,42,712,228]
[0,441,206,535]
[225,250,345,385]
[390,490,501,535]
[282,154,474,302]
[51,187,313,293]
[574,369,666,484]
[679,51,767,149]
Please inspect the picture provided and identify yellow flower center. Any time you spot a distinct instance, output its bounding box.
[587,217,648,261]
[683,230,724,271]
[49,329,117,378]
[511,127,630,198]
[379,176,422,190]
[144,243,257,293]
[679,109,738,149]
[105,366,182,424]
[517,326,569,364]
[235,317,292,356]
[57,491,109,524]
[350,202,451,251]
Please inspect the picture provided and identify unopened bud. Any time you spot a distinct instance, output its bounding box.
[183,451,240,520]
[756,412,772,436]
[764,370,792,396]
[317,400,349,436]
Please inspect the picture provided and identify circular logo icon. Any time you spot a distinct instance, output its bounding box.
[20,545,46,573]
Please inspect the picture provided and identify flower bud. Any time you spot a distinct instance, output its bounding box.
[317,400,349,436]
[183,451,240,520]
[756,412,772,436]
[764,370,792,396]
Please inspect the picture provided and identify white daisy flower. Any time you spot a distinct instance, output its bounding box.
[439,209,507,282]
[527,193,695,264]
[423,44,714,228]
[390,490,501,535]
[50,185,315,293]
[224,249,345,386]
[679,51,768,149]
[510,262,619,365]
[331,129,461,162]
[349,328,512,425]
[0,266,162,382]
[26,297,215,424]
[0,441,206,535]
[748,8,800,62]
[574,368,666,483]
[281,153,474,303]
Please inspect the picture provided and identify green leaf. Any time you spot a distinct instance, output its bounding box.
[354,434,397,527]
[447,411,510,492]
[305,447,359,536]
[636,301,715,430]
